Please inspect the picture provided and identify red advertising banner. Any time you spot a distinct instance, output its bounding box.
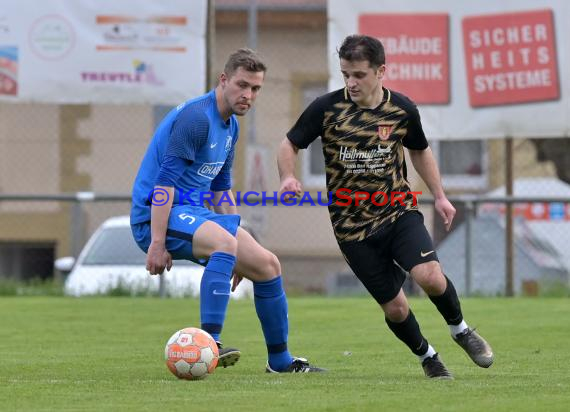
[462,9,559,107]
[481,202,570,221]
[359,13,449,104]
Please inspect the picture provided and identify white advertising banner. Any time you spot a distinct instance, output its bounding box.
[0,0,207,104]
[328,0,570,139]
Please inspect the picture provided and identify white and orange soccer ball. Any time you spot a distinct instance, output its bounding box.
[164,327,219,380]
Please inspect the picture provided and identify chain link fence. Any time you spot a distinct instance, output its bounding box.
[1,2,569,296]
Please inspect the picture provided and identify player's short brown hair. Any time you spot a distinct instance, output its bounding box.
[338,35,385,68]
[224,48,267,77]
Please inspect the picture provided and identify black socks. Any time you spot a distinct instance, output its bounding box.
[428,275,463,325]
[385,310,429,356]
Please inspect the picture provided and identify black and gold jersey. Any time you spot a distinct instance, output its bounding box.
[287,87,428,243]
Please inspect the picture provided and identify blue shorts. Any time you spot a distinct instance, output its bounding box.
[131,205,241,265]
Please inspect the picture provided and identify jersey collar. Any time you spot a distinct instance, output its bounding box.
[343,86,391,108]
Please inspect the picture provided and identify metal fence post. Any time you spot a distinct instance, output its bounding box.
[71,192,95,258]
[70,201,85,259]
[159,274,166,299]
[465,200,474,296]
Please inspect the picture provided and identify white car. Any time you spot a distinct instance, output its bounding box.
[55,215,253,298]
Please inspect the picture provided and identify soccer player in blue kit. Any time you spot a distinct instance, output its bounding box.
[130,48,323,373]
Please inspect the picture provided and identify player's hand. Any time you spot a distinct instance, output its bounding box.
[278,176,303,201]
[146,242,173,275]
[435,197,456,232]
[231,272,243,292]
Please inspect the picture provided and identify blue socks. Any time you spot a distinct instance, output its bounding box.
[201,257,293,371]
[253,276,293,371]
[200,251,236,341]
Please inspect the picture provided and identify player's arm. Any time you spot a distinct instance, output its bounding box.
[277,96,325,200]
[147,185,174,275]
[408,147,445,197]
[147,110,208,274]
[277,138,303,200]
[212,190,237,215]
[147,155,193,275]
[403,104,456,231]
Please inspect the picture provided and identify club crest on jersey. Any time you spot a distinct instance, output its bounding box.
[378,124,393,141]
[225,136,233,153]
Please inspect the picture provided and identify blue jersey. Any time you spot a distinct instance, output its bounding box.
[130,90,239,225]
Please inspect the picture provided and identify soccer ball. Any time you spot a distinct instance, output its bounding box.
[164,327,219,380]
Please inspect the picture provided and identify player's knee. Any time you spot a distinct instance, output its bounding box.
[213,234,238,256]
[266,252,281,277]
[413,262,445,294]
[253,251,281,280]
[383,302,409,322]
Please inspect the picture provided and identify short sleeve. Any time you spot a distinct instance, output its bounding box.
[286,97,325,149]
[402,105,429,150]
[166,109,209,161]
[155,155,191,187]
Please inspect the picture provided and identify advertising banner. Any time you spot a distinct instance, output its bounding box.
[0,0,207,104]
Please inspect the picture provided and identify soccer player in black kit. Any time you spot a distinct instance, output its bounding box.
[277,35,493,379]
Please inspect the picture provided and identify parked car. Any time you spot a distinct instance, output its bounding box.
[55,215,253,298]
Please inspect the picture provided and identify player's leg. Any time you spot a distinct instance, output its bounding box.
[411,261,494,368]
[232,227,324,373]
[132,209,241,367]
[339,235,452,379]
[166,208,241,367]
[190,220,242,367]
[392,211,494,368]
[382,288,451,379]
[191,220,237,338]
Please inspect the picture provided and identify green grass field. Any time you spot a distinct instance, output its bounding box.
[1,297,568,411]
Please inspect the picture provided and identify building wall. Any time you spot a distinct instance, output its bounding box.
[0,104,70,272]
[0,7,561,288]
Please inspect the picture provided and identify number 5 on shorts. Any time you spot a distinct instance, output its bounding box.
[178,213,196,225]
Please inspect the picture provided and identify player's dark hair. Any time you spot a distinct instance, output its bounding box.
[224,48,267,77]
[338,35,385,68]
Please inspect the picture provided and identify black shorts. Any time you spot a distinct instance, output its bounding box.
[338,211,438,305]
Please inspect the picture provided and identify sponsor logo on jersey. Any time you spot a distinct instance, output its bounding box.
[197,162,225,179]
[339,143,393,161]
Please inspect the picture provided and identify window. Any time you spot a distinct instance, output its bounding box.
[83,227,147,265]
[432,140,488,190]
[300,83,328,188]
[0,242,55,280]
